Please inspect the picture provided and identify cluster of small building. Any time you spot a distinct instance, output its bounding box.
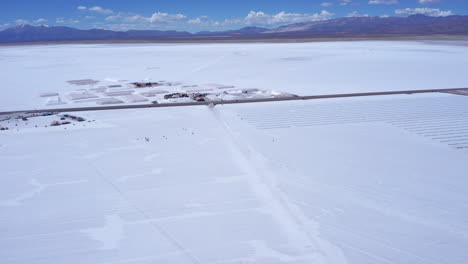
[50,120,71,127]
[61,114,86,122]
[67,79,100,86]
[131,82,160,88]
[49,113,88,127]
[163,93,190,100]
[0,112,88,131]
[163,92,210,102]
[35,78,297,108]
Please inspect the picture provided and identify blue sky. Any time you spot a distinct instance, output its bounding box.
[0,0,466,31]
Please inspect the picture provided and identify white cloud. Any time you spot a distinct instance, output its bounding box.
[105,14,140,22]
[395,8,454,17]
[150,12,187,23]
[188,18,203,24]
[15,19,29,25]
[53,8,337,31]
[88,6,113,14]
[56,18,80,24]
[347,11,369,17]
[77,5,113,14]
[33,18,47,24]
[13,18,47,25]
[188,17,210,25]
[100,10,332,30]
[321,2,333,7]
[125,15,150,23]
[105,15,121,22]
[369,0,398,4]
[227,10,334,26]
[112,10,336,29]
[340,0,352,6]
[419,0,440,4]
[103,12,189,27]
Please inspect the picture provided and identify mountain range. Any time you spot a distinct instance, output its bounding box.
[1,14,468,43]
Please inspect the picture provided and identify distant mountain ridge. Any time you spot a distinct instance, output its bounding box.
[0,24,191,42]
[1,15,467,43]
[265,15,468,36]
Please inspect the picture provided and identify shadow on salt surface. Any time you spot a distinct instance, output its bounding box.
[0,179,87,207]
[85,135,242,187]
[142,152,161,162]
[82,145,147,160]
[116,168,163,183]
[79,214,198,262]
[157,209,314,263]
[1,216,190,264]
[247,240,315,263]
[125,180,260,219]
[81,215,125,250]
[397,48,458,54]
[280,56,312,61]
[0,179,45,207]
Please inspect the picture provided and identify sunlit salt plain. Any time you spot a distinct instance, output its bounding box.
[1,41,468,110]
[1,41,468,264]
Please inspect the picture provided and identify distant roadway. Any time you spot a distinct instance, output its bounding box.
[0,87,467,115]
